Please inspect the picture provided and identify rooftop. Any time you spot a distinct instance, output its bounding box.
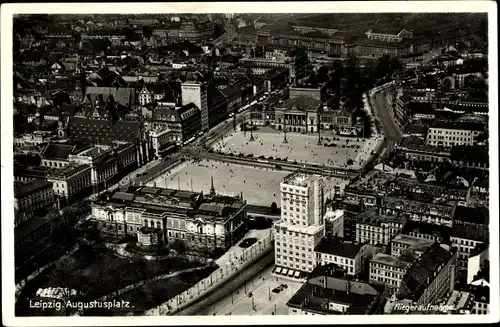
[399,243,454,301]
[41,143,76,161]
[391,234,435,252]
[453,205,489,225]
[402,220,452,240]
[358,209,406,226]
[371,253,409,269]
[283,172,323,188]
[451,224,488,243]
[314,239,364,259]
[14,179,53,198]
[430,119,485,132]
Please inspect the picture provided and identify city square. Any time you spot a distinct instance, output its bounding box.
[211,127,374,168]
[149,159,349,206]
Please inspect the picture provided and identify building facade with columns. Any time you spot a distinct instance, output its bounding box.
[90,185,248,251]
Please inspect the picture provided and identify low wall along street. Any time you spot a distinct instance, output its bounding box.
[145,234,274,316]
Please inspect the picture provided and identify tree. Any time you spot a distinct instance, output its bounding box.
[317,66,330,84]
[270,202,278,214]
[48,259,80,302]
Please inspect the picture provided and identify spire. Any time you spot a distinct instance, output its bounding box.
[210,176,215,196]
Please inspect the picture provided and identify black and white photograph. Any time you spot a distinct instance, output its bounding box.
[1,1,498,325]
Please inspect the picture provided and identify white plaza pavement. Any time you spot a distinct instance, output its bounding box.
[149,159,289,206]
[212,128,366,168]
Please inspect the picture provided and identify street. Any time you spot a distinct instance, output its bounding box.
[371,90,403,156]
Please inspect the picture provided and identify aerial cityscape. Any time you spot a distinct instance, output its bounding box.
[9,9,492,319]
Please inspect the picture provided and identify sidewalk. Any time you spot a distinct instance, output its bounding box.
[144,230,274,316]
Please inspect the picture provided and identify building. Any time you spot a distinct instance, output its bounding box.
[286,267,384,315]
[390,234,435,258]
[450,223,488,274]
[450,145,489,170]
[83,86,136,110]
[397,243,457,306]
[323,209,344,238]
[264,67,289,93]
[66,117,149,166]
[90,186,247,251]
[14,179,55,227]
[315,238,368,276]
[40,143,76,169]
[45,163,92,203]
[346,39,399,60]
[426,119,485,148]
[68,145,118,193]
[149,128,175,159]
[181,81,208,131]
[401,220,452,244]
[138,83,167,106]
[470,285,490,314]
[396,136,451,163]
[467,243,489,285]
[355,208,407,246]
[151,103,201,144]
[273,173,326,278]
[369,253,410,292]
[443,290,474,314]
[239,57,295,83]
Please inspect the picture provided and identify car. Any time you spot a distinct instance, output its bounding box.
[248,292,253,297]
[280,284,288,289]
[272,288,280,294]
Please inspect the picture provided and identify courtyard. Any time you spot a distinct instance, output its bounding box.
[211,127,373,169]
[149,159,348,207]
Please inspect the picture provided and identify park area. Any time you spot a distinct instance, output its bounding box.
[211,127,372,168]
[150,159,289,206]
[15,244,209,316]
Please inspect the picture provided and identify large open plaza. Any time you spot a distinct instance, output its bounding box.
[149,159,289,206]
[211,127,375,169]
[149,159,349,207]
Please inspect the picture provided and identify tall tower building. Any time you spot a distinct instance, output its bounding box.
[181,81,209,131]
[273,172,326,279]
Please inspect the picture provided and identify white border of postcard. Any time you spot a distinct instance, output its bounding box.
[2,1,498,326]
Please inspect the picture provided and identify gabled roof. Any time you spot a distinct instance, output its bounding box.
[84,86,136,108]
[399,243,453,301]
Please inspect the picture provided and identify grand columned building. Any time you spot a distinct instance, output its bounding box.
[90,185,248,252]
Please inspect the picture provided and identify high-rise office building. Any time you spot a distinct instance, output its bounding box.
[181,81,209,131]
[273,172,326,279]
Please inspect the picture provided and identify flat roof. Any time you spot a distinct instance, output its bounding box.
[371,253,409,269]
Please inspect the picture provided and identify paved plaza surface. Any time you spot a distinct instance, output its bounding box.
[211,127,370,168]
[149,159,349,207]
[149,159,289,206]
[198,264,304,316]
